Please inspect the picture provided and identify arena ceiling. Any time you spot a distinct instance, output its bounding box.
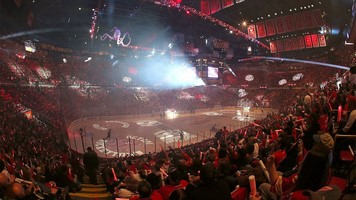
[0,0,353,55]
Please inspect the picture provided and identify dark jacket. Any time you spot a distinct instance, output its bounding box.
[83,150,99,170]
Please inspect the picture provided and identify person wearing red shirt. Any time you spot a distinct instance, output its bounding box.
[158,169,182,200]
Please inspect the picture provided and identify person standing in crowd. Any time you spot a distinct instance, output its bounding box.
[334,95,356,163]
[340,95,356,134]
[186,162,231,200]
[83,147,99,184]
[223,126,229,141]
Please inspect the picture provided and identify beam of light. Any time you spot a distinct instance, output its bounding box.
[239,56,350,70]
[223,61,236,77]
[0,28,62,40]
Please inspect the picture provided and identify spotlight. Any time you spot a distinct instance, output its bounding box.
[242,21,247,26]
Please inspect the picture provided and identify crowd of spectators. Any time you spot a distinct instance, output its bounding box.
[98,69,355,200]
[0,40,355,200]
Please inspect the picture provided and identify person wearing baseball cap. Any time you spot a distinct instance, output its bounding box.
[313,132,334,167]
[313,132,334,151]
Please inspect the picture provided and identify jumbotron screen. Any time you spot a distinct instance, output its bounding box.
[208,66,219,78]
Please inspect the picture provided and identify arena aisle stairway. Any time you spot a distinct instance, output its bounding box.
[69,174,112,200]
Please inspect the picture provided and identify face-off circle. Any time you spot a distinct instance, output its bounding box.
[93,121,129,131]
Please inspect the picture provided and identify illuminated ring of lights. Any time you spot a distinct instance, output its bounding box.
[292,73,304,81]
[245,74,254,81]
[279,79,287,85]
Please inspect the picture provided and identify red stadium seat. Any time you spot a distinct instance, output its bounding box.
[230,187,248,200]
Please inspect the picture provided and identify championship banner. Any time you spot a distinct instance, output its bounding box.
[213,39,229,49]
[210,0,221,14]
[256,22,266,38]
[318,34,327,47]
[303,11,315,29]
[284,15,295,32]
[247,24,257,38]
[284,39,292,51]
[293,13,305,30]
[221,0,234,9]
[274,17,285,34]
[291,38,299,51]
[312,9,324,26]
[270,41,277,53]
[297,36,305,49]
[311,34,319,47]
[14,0,23,8]
[276,40,284,52]
[265,19,276,36]
[201,0,211,15]
[304,35,312,48]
